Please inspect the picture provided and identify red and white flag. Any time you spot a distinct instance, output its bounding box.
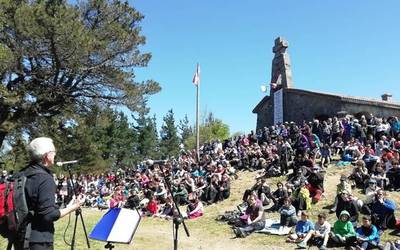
[192,63,200,86]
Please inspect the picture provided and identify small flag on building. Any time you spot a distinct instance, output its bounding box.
[192,63,200,86]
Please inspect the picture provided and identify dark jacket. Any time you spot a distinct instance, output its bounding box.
[23,163,61,243]
[307,172,324,191]
[336,199,359,222]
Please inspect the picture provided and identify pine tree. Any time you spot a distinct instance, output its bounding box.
[178,114,193,147]
[160,110,180,158]
[0,0,161,147]
[136,112,159,160]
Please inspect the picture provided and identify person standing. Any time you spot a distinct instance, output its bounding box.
[15,137,83,250]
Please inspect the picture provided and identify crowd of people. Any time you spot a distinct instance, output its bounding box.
[229,114,400,249]
[4,114,400,249]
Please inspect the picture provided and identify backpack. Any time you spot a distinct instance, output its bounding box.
[0,168,42,248]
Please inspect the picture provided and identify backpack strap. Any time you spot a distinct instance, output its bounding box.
[23,222,31,249]
[12,166,47,248]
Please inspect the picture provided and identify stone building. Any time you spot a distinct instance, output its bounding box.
[253,37,400,130]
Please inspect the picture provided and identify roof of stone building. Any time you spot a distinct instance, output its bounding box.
[253,88,400,113]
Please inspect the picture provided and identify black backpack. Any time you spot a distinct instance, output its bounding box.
[0,168,43,249]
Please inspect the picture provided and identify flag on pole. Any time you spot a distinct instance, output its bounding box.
[192,63,200,86]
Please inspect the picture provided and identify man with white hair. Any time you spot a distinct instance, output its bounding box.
[14,137,83,250]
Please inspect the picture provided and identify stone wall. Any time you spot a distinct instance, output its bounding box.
[255,97,273,129]
[254,89,400,130]
[342,103,400,119]
[283,90,342,124]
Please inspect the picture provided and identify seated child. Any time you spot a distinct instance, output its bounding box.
[355,215,380,250]
[329,210,356,248]
[297,212,331,250]
[278,197,297,228]
[287,211,314,243]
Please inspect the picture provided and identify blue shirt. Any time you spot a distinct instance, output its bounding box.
[296,220,315,235]
[356,225,380,243]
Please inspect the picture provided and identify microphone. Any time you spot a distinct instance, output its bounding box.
[145,159,167,165]
[56,160,79,167]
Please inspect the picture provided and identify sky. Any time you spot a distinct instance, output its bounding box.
[129,0,400,134]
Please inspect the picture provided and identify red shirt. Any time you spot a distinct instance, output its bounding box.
[146,200,158,215]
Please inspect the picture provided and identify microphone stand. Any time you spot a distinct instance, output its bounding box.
[158,163,190,250]
[65,164,91,250]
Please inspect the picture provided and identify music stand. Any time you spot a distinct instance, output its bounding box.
[89,207,142,249]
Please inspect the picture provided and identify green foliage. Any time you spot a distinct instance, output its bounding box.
[135,112,159,160]
[0,0,160,147]
[178,114,193,146]
[184,112,230,150]
[159,109,180,158]
[0,104,140,174]
[0,131,29,172]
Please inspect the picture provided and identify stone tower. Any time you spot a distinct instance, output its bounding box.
[270,37,293,94]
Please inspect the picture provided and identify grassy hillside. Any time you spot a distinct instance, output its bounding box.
[1,164,400,249]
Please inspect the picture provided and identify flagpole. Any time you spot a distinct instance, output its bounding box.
[196,77,200,162]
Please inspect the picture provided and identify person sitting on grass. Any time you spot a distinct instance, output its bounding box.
[278,197,297,229]
[306,165,324,203]
[287,211,314,243]
[297,212,331,250]
[331,136,345,156]
[386,160,400,191]
[144,194,158,216]
[232,194,265,238]
[336,190,359,226]
[330,174,352,213]
[355,215,381,250]
[329,210,356,248]
[291,179,312,213]
[365,179,381,204]
[368,190,397,232]
[349,160,370,189]
[186,194,204,219]
[270,182,288,211]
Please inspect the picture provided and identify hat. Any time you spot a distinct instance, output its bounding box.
[339,210,350,220]
[369,179,377,184]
